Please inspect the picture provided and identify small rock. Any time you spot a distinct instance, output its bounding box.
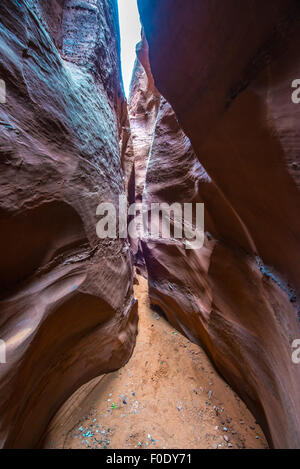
[224,436,229,442]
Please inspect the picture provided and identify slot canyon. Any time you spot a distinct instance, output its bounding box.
[0,0,300,450]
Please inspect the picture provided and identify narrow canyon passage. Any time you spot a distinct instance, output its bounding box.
[1,0,300,450]
[42,275,267,450]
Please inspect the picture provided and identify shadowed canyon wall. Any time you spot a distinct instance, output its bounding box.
[0,0,137,448]
[136,0,300,449]
[1,0,300,451]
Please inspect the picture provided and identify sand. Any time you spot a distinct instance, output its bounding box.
[42,275,268,449]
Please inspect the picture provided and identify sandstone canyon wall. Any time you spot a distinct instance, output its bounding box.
[126,36,160,273]
[0,0,137,448]
[137,0,300,448]
[1,0,300,451]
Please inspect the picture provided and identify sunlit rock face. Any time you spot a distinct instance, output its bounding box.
[138,0,300,448]
[0,0,137,448]
[129,36,160,205]
[124,34,161,273]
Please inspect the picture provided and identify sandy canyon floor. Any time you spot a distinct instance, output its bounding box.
[43,275,268,450]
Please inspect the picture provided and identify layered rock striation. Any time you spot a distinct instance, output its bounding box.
[0,0,137,448]
[1,0,300,451]
[125,35,160,273]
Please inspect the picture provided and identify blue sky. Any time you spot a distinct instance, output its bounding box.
[117,0,142,97]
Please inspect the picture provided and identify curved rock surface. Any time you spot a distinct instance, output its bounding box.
[139,0,300,291]
[1,0,300,451]
[0,0,137,448]
[125,35,160,273]
[129,36,160,205]
[137,0,300,448]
